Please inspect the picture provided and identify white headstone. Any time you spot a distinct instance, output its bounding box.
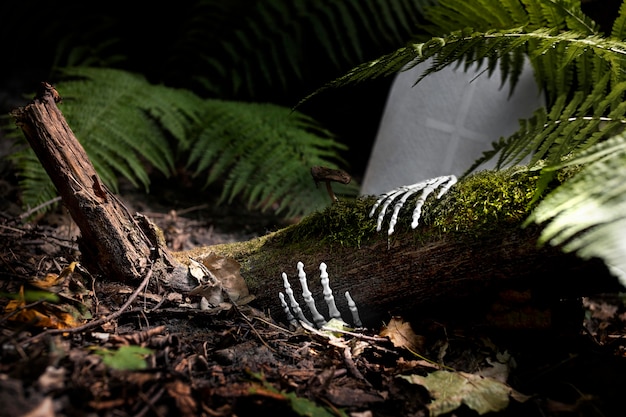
[360,59,544,196]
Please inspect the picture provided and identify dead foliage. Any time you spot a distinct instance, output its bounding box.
[2,186,626,417]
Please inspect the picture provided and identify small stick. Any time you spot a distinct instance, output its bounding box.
[18,261,154,346]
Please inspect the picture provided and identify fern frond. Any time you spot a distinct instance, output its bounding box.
[303,26,626,104]
[7,147,60,212]
[9,67,204,210]
[419,0,598,36]
[187,101,357,217]
[192,0,424,97]
[59,67,204,183]
[611,0,626,39]
[467,81,626,184]
[307,21,626,194]
[525,132,626,284]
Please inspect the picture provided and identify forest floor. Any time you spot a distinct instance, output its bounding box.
[2,170,626,417]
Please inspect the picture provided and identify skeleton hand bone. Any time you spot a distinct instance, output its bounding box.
[279,262,362,328]
[369,175,457,235]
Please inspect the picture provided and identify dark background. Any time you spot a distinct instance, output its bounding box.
[0,0,621,182]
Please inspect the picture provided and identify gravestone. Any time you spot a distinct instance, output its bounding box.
[360,59,544,196]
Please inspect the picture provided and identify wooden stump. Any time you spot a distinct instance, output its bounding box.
[11,83,188,287]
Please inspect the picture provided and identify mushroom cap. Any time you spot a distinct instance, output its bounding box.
[310,166,351,185]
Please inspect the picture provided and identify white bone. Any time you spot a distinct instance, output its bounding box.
[320,262,341,319]
[279,292,297,327]
[297,261,326,327]
[370,175,457,235]
[345,291,362,327]
[282,272,312,327]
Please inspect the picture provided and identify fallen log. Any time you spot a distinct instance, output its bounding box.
[11,84,621,329]
[183,173,621,327]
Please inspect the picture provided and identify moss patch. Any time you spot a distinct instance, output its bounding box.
[269,167,551,249]
[178,167,567,281]
[272,197,379,248]
[428,168,543,235]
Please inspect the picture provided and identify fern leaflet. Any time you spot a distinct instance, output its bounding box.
[526,132,626,284]
[187,101,357,217]
[9,67,204,210]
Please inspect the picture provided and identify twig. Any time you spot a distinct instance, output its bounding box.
[228,293,275,353]
[342,346,372,387]
[0,300,46,326]
[320,325,388,343]
[18,261,154,346]
[252,316,296,335]
[135,387,166,417]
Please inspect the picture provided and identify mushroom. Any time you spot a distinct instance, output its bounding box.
[310,165,351,202]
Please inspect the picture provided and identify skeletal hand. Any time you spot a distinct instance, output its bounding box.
[279,262,362,328]
[369,175,457,235]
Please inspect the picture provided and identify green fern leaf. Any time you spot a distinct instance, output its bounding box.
[9,67,204,210]
[526,132,626,284]
[187,101,357,217]
[183,0,423,97]
[611,0,626,39]
[58,67,204,185]
[8,148,60,212]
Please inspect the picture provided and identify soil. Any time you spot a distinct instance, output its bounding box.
[2,167,626,417]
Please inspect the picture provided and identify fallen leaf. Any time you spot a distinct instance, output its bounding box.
[4,286,80,329]
[166,380,197,417]
[380,316,424,352]
[249,372,349,417]
[37,366,66,393]
[202,253,250,302]
[94,345,153,371]
[21,396,55,417]
[401,370,521,416]
[188,258,224,306]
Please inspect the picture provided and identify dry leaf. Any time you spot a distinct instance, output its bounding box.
[188,258,224,306]
[5,286,81,329]
[201,253,250,302]
[379,316,424,352]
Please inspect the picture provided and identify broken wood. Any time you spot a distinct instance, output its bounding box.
[11,84,620,328]
[11,83,188,287]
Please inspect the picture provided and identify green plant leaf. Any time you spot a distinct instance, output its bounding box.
[401,370,516,416]
[190,0,425,97]
[299,0,626,280]
[526,132,626,285]
[187,100,358,217]
[9,67,204,211]
[95,345,153,371]
[249,372,348,417]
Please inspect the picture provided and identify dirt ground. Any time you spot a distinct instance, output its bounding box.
[2,171,626,417]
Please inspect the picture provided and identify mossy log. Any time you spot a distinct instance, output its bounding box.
[181,170,621,326]
[12,84,620,328]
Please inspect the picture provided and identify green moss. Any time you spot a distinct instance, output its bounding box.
[272,197,380,248]
[428,168,542,235]
[185,168,568,269]
[273,167,553,247]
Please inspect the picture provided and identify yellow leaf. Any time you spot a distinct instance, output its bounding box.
[29,262,78,290]
[380,316,423,352]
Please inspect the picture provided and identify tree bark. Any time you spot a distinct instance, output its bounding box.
[11,83,187,286]
[11,84,620,328]
[184,208,620,327]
